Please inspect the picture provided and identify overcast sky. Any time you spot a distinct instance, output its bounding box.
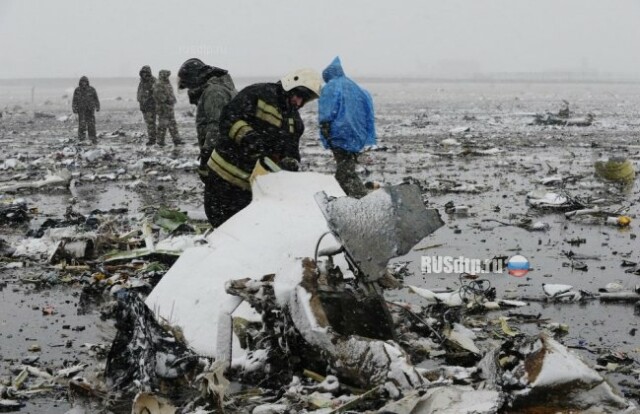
[2,0,640,79]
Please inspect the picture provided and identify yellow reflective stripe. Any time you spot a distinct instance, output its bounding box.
[207,151,251,190]
[256,99,282,127]
[256,109,281,127]
[288,118,294,133]
[229,120,253,143]
[257,100,282,120]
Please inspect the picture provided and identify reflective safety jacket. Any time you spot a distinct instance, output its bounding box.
[209,82,304,190]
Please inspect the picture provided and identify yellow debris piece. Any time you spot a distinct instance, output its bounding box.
[594,158,636,183]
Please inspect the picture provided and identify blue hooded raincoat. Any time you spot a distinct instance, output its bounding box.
[318,57,376,153]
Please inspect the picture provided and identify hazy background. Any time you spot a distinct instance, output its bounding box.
[2,0,640,80]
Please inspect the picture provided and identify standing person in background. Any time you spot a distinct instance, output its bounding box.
[177,58,237,180]
[319,56,376,198]
[137,66,157,146]
[153,70,183,147]
[72,76,100,143]
[203,68,322,228]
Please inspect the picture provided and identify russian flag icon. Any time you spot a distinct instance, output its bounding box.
[507,255,529,277]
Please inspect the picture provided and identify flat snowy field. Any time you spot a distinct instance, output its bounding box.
[1,78,639,412]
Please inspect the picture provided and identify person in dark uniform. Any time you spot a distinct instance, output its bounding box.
[137,65,157,145]
[177,58,237,180]
[203,68,322,227]
[153,70,183,147]
[72,76,100,143]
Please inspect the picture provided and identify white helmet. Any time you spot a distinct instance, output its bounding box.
[280,68,322,98]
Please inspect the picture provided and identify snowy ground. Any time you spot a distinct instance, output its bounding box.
[1,78,640,412]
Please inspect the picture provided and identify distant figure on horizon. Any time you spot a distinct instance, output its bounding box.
[153,70,183,147]
[72,76,100,143]
[177,58,237,181]
[318,56,376,198]
[137,65,157,145]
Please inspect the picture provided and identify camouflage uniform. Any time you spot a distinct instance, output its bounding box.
[137,66,157,145]
[153,70,182,146]
[72,76,100,141]
[195,73,237,178]
[332,148,368,198]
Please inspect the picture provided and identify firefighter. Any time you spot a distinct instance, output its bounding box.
[203,68,322,227]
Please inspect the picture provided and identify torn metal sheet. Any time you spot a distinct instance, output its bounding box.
[0,199,30,224]
[11,227,97,263]
[132,392,177,414]
[105,292,202,396]
[315,183,444,282]
[283,259,425,392]
[0,169,72,193]
[147,172,346,357]
[479,334,633,412]
[376,386,503,414]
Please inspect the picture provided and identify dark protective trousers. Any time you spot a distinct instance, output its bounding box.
[142,110,157,143]
[157,110,180,145]
[77,110,96,139]
[333,148,368,199]
[203,173,252,228]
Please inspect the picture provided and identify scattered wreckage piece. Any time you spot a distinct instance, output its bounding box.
[0,199,30,224]
[147,172,346,357]
[0,169,72,193]
[598,289,640,303]
[526,189,586,211]
[478,334,633,412]
[565,207,633,227]
[131,392,177,414]
[432,147,503,158]
[283,259,426,393]
[105,291,204,403]
[315,182,444,283]
[530,103,595,127]
[595,157,636,184]
[375,385,504,414]
[0,398,25,411]
[221,257,430,393]
[146,172,446,402]
[481,217,550,232]
[11,227,97,263]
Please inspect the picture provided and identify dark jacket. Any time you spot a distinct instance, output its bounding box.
[209,82,304,189]
[153,70,177,116]
[137,66,156,112]
[196,73,237,151]
[72,76,100,113]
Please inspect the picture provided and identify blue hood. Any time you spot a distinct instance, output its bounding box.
[322,56,345,82]
[318,56,376,152]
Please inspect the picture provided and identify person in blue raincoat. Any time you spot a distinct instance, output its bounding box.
[319,56,376,198]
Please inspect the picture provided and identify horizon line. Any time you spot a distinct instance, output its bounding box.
[3,73,640,85]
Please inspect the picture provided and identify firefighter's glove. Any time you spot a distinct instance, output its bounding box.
[279,157,300,172]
